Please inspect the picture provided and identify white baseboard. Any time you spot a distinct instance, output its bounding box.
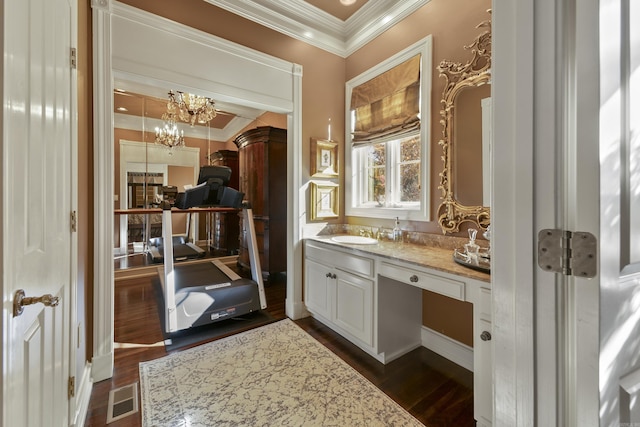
[380,342,423,364]
[91,351,114,383]
[421,326,474,372]
[286,298,310,320]
[72,362,93,427]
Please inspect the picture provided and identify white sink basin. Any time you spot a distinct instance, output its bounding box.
[331,235,378,245]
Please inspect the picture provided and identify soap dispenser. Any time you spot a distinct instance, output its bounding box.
[392,217,402,242]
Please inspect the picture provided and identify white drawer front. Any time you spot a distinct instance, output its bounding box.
[305,241,375,278]
[378,262,465,301]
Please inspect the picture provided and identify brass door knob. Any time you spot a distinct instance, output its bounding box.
[13,289,60,317]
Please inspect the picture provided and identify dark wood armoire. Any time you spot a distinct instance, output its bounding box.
[234,126,287,276]
[208,149,240,254]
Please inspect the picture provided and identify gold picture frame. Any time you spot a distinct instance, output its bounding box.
[310,138,339,177]
[310,181,339,220]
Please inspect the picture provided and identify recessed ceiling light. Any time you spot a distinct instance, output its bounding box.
[116,107,128,112]
[340,0,357,6]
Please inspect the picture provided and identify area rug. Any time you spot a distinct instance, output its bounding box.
[139,319,424,427]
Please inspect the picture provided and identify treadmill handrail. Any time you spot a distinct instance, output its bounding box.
[114,206,239,215]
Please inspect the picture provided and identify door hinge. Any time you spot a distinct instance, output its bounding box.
[68,376,75,399]
[538,229,597,278]
[70,47,77,69]
[70,210,77,232]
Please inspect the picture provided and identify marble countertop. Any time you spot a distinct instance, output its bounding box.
[305,235,491,284]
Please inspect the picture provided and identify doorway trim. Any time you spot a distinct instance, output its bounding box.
[91,0,304,381]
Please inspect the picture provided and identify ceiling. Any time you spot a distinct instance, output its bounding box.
[114,0,429,141]
[304,0,368,21]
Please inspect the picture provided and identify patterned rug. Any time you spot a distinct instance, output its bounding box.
[139,319,424,426]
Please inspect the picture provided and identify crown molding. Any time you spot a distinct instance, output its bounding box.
[344,0,430,55]
[207,0,430,58]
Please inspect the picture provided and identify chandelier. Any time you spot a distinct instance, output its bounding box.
[154,113,185,154]
[166,91,217,126]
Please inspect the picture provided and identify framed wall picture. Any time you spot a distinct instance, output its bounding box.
[310,138,339,177]
[310,181,339,220]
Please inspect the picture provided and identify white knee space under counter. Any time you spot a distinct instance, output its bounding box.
[303,235,492,427]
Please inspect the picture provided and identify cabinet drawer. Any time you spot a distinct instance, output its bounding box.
[378,262,465,301]
[305,241,374,278]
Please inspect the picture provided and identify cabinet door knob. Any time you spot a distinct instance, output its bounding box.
[326,272,332,278]
[409,274,419,283]
[480,331,492,341]
[331,273,337,279]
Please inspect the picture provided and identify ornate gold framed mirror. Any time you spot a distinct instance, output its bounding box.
[437,15,492,234]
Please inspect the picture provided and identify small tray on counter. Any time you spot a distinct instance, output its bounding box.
[453,248,491,274]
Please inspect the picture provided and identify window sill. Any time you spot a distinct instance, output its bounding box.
[345,205,429,222]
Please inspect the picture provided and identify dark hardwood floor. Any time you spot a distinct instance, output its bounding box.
[85,263,474,426]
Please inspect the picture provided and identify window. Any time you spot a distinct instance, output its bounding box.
[354,134,421,208]
[345,36,432,220]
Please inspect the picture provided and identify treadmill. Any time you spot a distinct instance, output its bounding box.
[156,201,266,333]
[147,166,241,264]
[147,235,205,263]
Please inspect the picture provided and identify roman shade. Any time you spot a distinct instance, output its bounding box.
[350,54,421,144]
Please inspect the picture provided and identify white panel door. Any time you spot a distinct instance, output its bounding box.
[596,0,640,425]
[2,0,74,425]
[490,0,640,425]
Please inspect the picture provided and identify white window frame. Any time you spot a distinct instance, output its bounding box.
[345,36,432,221]
[352,133,422,210]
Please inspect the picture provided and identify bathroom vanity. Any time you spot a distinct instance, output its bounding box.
[303,236,492,427]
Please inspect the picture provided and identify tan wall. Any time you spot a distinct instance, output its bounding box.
[119,0,346,212]
[115,0,491,233]
[346,0,492,235]
[231,112,289,143]
[95,0,491,349]
[423,291,474,347]
[345,0,491,342]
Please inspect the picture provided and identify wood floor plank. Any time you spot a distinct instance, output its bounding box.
[84,266,474,426]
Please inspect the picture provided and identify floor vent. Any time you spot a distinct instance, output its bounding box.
[106,382,139,424]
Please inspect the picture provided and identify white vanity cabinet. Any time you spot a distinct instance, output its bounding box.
[472,286,493,427]
[303,238,493,426]
[304,240,375,348]
[378,256,493,427]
